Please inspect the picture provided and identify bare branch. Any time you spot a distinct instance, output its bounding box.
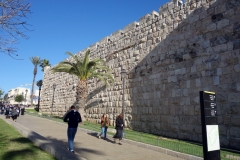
[0,0,32,58]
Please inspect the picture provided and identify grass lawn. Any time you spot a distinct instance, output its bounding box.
[26,112,240,159]
[25,108,39,114]
[0,119,55,160]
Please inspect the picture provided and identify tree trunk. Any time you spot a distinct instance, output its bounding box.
[76,80,88,121]
[31,73,36,107]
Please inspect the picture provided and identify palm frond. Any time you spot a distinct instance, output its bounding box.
[36,80,43,87]
[91,57,105,64]
[52,50,114,84]
[83,50,90,69]
[51,64,72,73]
[94,65,111,71]
[30,56,42,67]
[90,72,114,85]
[93,75,107,84]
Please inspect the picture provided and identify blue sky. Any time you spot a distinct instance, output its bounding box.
[0,0,169,95]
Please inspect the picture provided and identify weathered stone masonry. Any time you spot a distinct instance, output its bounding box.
[40,0,240,149]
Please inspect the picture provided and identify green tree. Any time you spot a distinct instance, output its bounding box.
[4,93,8,101]
[40,59,51,72]
[0,88,4,100]
[51,50,114,120]
[30,56,42,107]
[15,94,24,103]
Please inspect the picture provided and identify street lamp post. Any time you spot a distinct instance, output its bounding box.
[121,68,127,126]
[25,89,28,105]
[50,83,56,118]
[37,85,42,111]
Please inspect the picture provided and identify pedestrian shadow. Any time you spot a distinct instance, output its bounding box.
[10,137,32,144]
[74,148,105,156]
[87,132,115,143]
[27,130,106,158]
[105,137,115,144]
[0,133,8,147]
[1,148,36,160]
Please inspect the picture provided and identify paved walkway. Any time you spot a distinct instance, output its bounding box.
[0,114,185,160]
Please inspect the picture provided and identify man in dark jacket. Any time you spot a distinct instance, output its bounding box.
[63,106,82,153]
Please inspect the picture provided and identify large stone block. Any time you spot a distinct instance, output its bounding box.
[179,124,193,133]
[228,93,240,103]
[223,115,231,125]
[231,116,240,126]
[230,127,240,138]
[233,39,240,50]
[226,0,240,10]
[234,64,240,72]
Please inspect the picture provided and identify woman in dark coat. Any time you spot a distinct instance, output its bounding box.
[21,106,25,115]
[113,114,124,145]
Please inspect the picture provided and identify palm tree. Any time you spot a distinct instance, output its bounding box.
[30,56,42,107]
[36,80,43,111]
[40,59,51,72]
[51,50,114,120]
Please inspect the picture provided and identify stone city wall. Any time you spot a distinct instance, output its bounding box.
[40,0,240,149]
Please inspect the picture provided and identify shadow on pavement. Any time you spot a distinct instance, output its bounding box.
[87,132,116,144]
[74,148,105,156]
[28,130,105,159]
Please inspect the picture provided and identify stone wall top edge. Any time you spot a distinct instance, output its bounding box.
[123,21,139,32]
[84,0,189,48]
[89,43,97,48]
[159,0,189,14]
[80,1,186,44]
[58,0,199,62]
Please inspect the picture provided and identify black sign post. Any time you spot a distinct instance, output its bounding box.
[200,91,220,160]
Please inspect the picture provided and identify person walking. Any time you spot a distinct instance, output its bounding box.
[98,114,109,139]
[5,106,10,119]
[21,106,25,115]
[63,106,82,153]
[1,105,4,115]
[113,114,124,145]
[16,105,20,117]
[11,107,18,122]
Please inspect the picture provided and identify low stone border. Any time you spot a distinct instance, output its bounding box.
[0,116,86,160]
[25,114,203,160]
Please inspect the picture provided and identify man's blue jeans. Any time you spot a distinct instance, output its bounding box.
[99,127,108,138]
[67,128,77,151]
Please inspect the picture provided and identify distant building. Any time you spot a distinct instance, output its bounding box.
[7,87,39,105]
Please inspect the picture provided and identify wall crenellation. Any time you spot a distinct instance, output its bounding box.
[40,0,240,150]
